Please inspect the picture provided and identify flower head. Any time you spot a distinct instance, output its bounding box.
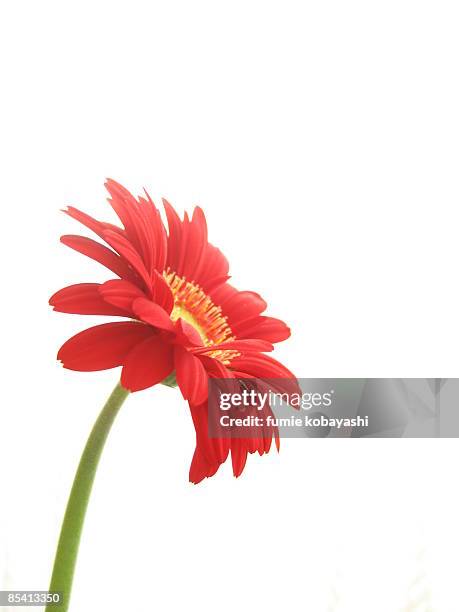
[50,180,298,482]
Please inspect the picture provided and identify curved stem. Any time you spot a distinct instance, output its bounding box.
[46,382,129,612]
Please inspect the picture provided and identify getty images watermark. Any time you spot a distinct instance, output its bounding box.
[207,378,459,438]
[206,379,371,439]
[218,388,368,431]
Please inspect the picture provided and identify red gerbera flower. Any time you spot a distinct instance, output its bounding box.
[50,179,297,483]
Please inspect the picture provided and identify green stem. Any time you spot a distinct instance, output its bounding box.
[46,382,129,611]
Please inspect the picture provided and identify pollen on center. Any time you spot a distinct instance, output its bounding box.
[163,271,234,348]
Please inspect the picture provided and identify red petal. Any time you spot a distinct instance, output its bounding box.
[63,206,123,241]
[231,316,291,343]
[60,235,138,283]
[105,181,170,275]
[209,284,291,343]
[142,190,168,272]
[187,383,279,482]
[175,346,208,405]
[188,401,230,471]
[50,283,131,316]
[102,229,153,293]
[163,198,183,274]
[173,318,204,347]
[231,440,248,478]
[192,339,273,355]
[210,285,267,321]
[229,354,300,398]
[105,179,148,260]
[189,446,221,484]
[132,298,174,332]
[181,206,207,282]
[199,355,234,379]
[151,270,174,314]
[58,322,153,371]
[198,245,229,292]
[202,274,230,294]
[229,353,296,379]
[163,198,229,291]
[121,336,174,391]
[223,291,267,322]
[99,279,146,312]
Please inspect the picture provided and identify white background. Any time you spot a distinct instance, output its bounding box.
[1,1,458,610]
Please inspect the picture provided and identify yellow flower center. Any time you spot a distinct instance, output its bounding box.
[164,271,234,348]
